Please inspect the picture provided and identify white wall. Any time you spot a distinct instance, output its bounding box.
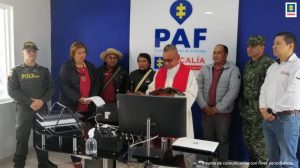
[0,0,51,160]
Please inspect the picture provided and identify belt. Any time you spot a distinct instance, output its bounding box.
[276,110,299,116]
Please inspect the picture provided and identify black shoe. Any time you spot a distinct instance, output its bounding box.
[38,160,57,168]
[46,160,57,168]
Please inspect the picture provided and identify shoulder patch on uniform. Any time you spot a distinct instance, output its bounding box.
[7,69,13,78]
[15,65,23,70]
[36,64,48,70]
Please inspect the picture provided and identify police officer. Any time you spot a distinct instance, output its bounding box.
[240,36,273,166]
[7,41,57,168]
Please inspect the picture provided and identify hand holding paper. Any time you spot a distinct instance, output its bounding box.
[83,96,105,107]
[79,97,91,104]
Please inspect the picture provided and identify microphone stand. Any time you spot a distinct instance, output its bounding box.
[144,117,153,168]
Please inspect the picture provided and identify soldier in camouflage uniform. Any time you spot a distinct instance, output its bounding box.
[240,36,273,166]
[8,42,57,168]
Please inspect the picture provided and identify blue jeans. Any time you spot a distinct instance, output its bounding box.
[263,113,300,168]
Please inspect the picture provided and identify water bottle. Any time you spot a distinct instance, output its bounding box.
[85,128,97,155]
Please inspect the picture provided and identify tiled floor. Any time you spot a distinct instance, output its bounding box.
[0,147,74,168]
[0,148,250,168]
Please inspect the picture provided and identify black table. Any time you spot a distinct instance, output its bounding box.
[36,130,185,168]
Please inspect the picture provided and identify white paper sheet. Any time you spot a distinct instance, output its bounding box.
[84,96,105,107]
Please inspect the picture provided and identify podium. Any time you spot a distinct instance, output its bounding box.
[35,102,83,154]
[36,102,83,134]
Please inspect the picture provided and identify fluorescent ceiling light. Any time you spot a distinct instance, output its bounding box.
[204,11,214,15]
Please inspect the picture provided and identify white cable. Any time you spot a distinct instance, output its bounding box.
[129,135,159,148]
[131,134,134,144]
[94,113,119,131]
[95,113,102,124]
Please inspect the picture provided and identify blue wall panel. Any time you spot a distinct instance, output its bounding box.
[51,0,300,162]
[237,0,300,69]
[51,0,130,101]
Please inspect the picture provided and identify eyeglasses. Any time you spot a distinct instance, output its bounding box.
[163,58,174,63]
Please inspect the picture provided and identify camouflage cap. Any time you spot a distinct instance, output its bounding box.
[23,41,38,50]
[247,35,266,46]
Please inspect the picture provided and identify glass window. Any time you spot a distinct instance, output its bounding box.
[0,3,14,103]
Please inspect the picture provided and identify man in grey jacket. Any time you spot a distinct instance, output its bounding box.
[196,44,240,164]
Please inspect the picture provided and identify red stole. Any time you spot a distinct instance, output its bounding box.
[155,64,190,92]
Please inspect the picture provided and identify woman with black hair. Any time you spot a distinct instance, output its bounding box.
[129,53,155,94]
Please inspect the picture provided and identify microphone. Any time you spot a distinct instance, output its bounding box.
[267,108,277,118]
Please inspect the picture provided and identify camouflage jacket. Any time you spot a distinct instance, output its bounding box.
[242,55,273,102]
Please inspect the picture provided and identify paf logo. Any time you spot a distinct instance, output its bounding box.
[154,0,207,70]
[170,0,193,25]
[285,2,297,18]
[154,56,164,69]
[155,0,207,48]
